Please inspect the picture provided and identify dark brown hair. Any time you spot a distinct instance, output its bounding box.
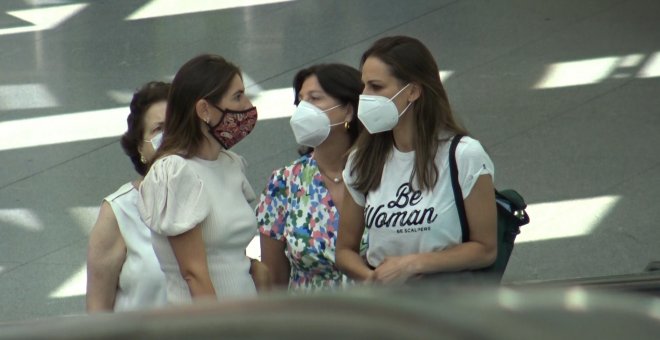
[350,36,468,192]
[152,54,240,163]
[120,81,170,176]
[292,63,363,155]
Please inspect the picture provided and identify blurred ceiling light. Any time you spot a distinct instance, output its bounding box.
[440,70,453,82]
[639,52,660,78]
[248,87,294,120]
[49,264,86,298]
[0,83,58,110]
[0,107,126,151]
[534,56,620,89]
[68,206,100,235]
[0,208,44,231]
[0,92,288,151]
[564,287,589,312]
[107,89,135,104]
[1,3,87,35]
[126,0,293,20]
[535,53,659,89]
[497,287,524,311]
[516,195,620,243]
[649,299,660,321]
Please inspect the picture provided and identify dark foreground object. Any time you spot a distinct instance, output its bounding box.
[1,283,659,340]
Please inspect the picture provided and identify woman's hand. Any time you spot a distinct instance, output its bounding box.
[373,255,416,285]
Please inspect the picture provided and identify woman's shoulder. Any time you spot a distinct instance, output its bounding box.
[455,135,488,158]
[274,153,313,177]
[104,182,136,203]
[437,134,486,154]
[143,154,203,189]
[149,154,189,171]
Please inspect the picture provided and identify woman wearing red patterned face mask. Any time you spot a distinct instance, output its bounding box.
[138,54,267,305]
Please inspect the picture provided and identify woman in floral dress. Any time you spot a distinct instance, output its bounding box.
[256,63,367,292]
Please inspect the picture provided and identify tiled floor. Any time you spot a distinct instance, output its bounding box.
[1,0,658,322]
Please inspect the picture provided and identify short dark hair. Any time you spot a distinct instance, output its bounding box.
[292,63,363,155]
[120,81,170,176]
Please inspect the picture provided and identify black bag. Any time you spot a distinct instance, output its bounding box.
[449,135,530,281]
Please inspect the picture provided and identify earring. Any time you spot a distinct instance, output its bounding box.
[140,154,147,164]
[344,121,350,130]
[205,116,210,124]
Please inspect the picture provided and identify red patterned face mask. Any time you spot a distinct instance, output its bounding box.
[207,104,258,149]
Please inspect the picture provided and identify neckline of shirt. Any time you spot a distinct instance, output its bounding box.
[392,145,415,161]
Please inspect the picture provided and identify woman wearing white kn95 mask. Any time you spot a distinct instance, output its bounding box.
[87,81,169,312]
[256,63,368,293]
[336,36,498,286]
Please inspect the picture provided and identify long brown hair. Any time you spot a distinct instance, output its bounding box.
[351,36,467,193]
[151,54,240,164]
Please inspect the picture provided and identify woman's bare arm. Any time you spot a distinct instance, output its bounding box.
[86,202,126,312]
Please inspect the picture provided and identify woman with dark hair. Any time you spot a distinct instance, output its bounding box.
[86,81,169,312]
[336,36,497,284]
[138,54,260,303]
[255,63,367,292]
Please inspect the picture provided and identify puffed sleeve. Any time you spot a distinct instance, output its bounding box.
[342,150,366,207]
[255,168,289,241]
[138,155,210,236]
[456,137,495,198]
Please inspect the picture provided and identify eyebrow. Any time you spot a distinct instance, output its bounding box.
[364,80,382,86]
[233,89,245,96]
[298,90,324,98]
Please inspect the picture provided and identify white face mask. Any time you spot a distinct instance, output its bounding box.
[357,84,412,134]
[289,100,343,147]
[145,131,163,150]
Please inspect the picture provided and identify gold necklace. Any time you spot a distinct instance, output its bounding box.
[312,153,343,184]
[319,169,343,184]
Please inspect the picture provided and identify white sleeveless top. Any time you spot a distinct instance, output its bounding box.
[138,151,258,304]
[105,182,167,311]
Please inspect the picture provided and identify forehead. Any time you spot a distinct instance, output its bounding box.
[225,73,245,93]
[361,56,394,81]
[143,101,166,124]
[300,74,324,93]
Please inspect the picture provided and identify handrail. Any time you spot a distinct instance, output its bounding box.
[507,270,660,295]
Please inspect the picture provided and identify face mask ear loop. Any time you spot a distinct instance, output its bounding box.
[389,83,412,117]
[321,103,345,127]
[321,103,342,113]
[398,101,413,118]
[389,83,411,102]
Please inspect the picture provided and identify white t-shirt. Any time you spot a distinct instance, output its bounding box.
[343,136,494,267]
[138,150,258,304]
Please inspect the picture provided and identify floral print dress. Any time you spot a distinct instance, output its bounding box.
[256,154,368,293]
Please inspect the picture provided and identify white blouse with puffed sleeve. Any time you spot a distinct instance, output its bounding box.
[139,151,257,304]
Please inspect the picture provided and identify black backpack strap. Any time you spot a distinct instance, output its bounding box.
[449,135,470,242]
